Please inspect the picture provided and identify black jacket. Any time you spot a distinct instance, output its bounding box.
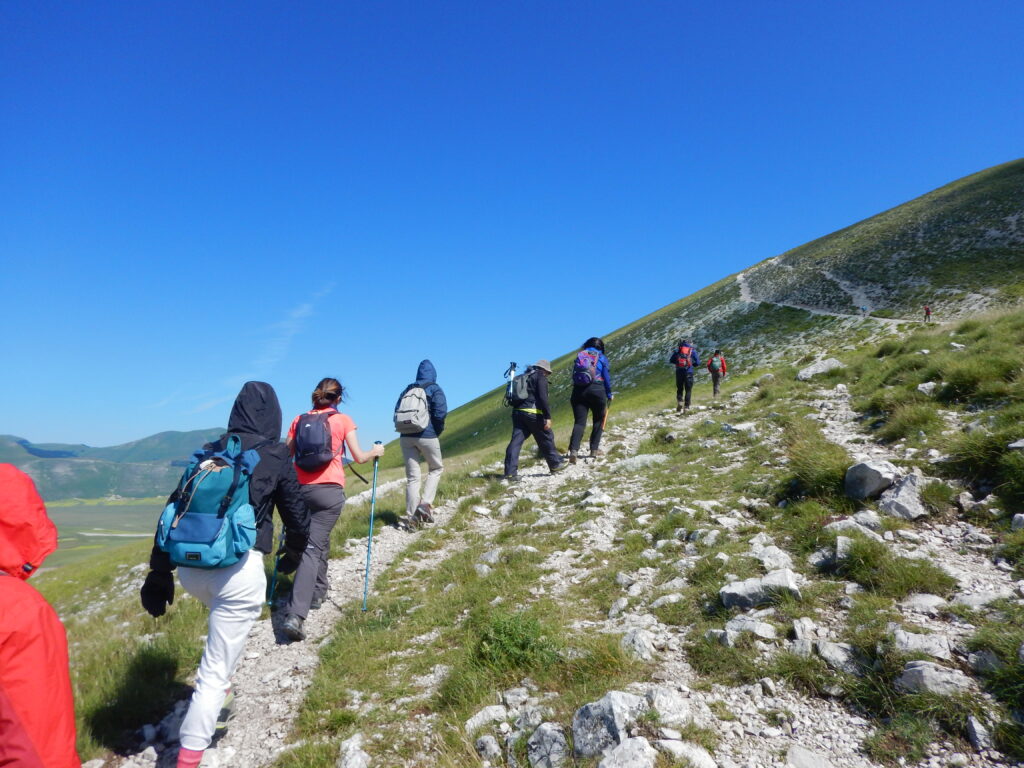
[150,381,310,571]
[516,367,553,420]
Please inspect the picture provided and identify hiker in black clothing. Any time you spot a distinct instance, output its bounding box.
[669,339,700,413]
[503,359,566,480]
[568,337,613,463]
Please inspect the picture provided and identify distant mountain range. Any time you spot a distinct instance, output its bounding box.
[1,430,224,500]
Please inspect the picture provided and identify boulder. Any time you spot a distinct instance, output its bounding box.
[598,737,658,768]
[917,382,937,396]
[608,597,629,619]
[797,358,845,381]
[621,629,657,661]
[952,590,1013,609]
[761,568,802,600]
[852,510,882,531]
[786,744,835,768]
[650,593,683,609]
[879,474,928,521]
[968,649,1005,674]
[654,740,717,768]
[336,734,371,768]
[527,723,569,768]
[844,460,899,500]
[571,691,648,758]
[1008,439,1024,451]
[792,617,816,641]
[894,661,972,695]
[756,373,775,387]
[645,686,692,727]
[1012,513,1024,531]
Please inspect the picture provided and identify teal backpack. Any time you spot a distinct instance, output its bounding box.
[156,435,262,569]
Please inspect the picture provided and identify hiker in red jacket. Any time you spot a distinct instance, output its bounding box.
[0,464,81,768]
[924,304,932,323]
[707,349,727,398]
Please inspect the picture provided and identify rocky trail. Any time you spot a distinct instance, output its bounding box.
[104,368,1021,768]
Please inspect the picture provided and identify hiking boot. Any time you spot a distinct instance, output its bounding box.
[310,595,324,611]
[502,475,519,483]
[215,689,235,733]
[550,461,568,474]
[684,407,690,415]
[568,451,578,465]
[282,614,306,642]
[413,502,434,525]
[591,448,604,459]
[676,401,683,413]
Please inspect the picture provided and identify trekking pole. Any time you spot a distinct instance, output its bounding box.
[361,441,383,612]
[267,526,286,606]
[503,362,517,406]
[602,401,611,431]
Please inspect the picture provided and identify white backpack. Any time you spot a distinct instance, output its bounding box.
[394,387,431,434]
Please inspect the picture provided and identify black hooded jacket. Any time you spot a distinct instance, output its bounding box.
[150,381,310,571]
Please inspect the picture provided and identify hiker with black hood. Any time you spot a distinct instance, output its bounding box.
[393,359,447,525]
[139,381,310,768]
[503,359,567,480]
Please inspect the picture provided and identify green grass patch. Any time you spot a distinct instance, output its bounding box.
[836,538,956,599]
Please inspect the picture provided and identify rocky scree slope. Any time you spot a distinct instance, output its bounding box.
[105,311,1024,768]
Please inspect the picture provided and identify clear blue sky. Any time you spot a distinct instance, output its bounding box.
[2,1,1022,446]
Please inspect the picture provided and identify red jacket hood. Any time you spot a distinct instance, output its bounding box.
[0,464,57,580]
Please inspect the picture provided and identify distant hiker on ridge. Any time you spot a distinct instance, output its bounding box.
[503,359,567,480]
[282,377,384,642]
[140,382,310,768]
[669,338,700,413]
[707,348,727,398]
[924,304,932,323]
[1,464,81,768]
[567,337,613,463]
[393,359,447,527]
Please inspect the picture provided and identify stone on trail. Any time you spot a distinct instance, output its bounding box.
[823,517,884,542]
[952,590,1013,609]
[815,641,862,676]
[465,704,509,734]
[725,615,777,640]
[571,691,648,758]
[654,740,717,768]
[752,545,793,571]
[899,593,947,616]
[608,597,629,618]
[476,734,503,761]
[895,660,972,695]
[967,715,994,751]
[719,568,801,609]
[615,454,669,472]
[917,381,937,395]
[527,722,569,768]
[796,358,845,381]
[597,737,658,768]
[852,509,882,531]
[786,744,835,768]
[844,460,899,500]
[879,474,928,521]
[645,686,692,727]
[336,733,371,768]
[891,626,952,660]
[621,628,657,661]
[756,373,775,387]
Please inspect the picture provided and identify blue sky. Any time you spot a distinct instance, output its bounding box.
[2,1,1022,446]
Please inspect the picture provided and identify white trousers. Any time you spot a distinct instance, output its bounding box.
[177,550,265,751]
[400,436,444,515]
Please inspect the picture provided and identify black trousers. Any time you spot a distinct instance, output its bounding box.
[569,383,607,453]
[504,410,562,477]
[675,369,694,407]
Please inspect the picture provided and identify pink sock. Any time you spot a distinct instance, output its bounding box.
[177,747,204,768]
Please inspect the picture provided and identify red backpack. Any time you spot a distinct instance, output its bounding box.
[676,345,694,370]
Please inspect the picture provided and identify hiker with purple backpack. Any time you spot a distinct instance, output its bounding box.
[567,337,613,463]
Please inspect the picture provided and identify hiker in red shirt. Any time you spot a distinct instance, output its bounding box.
[0,464,81,768]
[707,349,727,398]
[924,305,932,323]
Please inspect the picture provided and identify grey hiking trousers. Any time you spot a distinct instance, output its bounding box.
[286,482,345,619]
[400,435,444,516]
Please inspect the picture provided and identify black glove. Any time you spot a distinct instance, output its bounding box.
[140,570,175,617]
[276,545,303,575]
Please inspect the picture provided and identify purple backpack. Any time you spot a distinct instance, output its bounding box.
[572,350,600,385]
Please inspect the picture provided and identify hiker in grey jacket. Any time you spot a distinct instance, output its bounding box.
[395,359,447,524]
